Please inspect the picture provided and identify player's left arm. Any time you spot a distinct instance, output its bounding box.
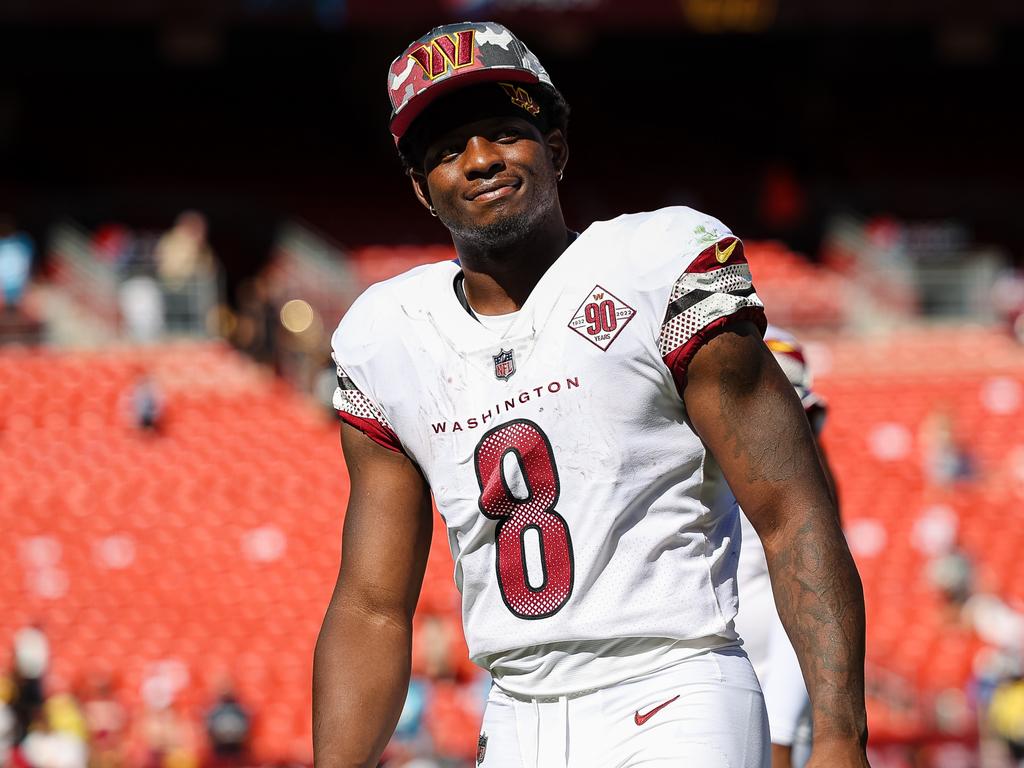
[684,320,869,767]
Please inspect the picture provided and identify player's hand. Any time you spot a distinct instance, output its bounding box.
[805,738,871,768]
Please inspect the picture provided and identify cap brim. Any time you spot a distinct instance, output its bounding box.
[390,68,540,141]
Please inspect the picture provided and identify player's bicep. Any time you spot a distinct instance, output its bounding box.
[683,321,832,542]
[330,423,432,623]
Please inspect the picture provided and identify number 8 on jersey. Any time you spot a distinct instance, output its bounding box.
[474,419,574,619]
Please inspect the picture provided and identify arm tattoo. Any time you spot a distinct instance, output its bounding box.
[770,514,867,741]
[715,355,868,744]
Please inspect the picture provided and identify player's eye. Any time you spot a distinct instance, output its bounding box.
[429,145,461,165]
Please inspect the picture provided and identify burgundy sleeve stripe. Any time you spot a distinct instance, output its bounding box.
[337,411,404,453]
[686,237,747,275]
[662,306,768,396]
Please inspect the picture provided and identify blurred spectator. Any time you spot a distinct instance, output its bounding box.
[0,215,34,312]
[11,625,50,741]
[912,504,958,558]
[19,709,88,768]
[929,540,975,619]
[989,666,1024,767]
[80,671,127,768]
[43,686,87,745]
[133,683,197,768]
[965,593,1024,654]
[932,687,973,734]
[119,272,166,343]
[18,679,89,768]
[203,681,250,767]
[155,212,214,289]
[992,268,1024,344]
[920,409,977,486]
[92,223,133,266]
[232,276,277,367]
[1,679,15,767]
[155,212,216,334]
[124,374,165,433]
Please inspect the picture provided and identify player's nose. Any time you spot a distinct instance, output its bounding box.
[463,135,505,179]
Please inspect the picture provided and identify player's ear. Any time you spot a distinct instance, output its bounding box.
[545,128,568,181]
[408,169,434,214]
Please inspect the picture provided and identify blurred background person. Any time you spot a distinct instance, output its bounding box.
[11,624,50,744]
[0,678,16,768]
[131,680,197,768]
[0,214,33,314]
[80,671,128,768]
[989,664,1024,768]
[203,679,250,768]
[123,371,166,433]
[155,211,216,335]
[119,270,166,344]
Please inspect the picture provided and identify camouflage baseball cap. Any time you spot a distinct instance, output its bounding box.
[387,21,556,143]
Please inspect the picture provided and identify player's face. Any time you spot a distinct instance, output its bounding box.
[415,115,564,249]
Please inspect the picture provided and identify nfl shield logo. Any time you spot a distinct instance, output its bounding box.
[477,732,488,765]
[493,349,516,381]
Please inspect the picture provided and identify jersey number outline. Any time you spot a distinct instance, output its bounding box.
[473,419,574,619]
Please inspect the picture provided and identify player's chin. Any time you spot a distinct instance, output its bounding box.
[461,198,526,229]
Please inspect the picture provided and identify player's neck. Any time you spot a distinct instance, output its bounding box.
[455,213,571,315]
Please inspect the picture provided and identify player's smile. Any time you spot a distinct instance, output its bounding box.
[466,177,521,203]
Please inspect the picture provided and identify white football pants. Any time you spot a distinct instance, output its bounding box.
[477,647,769,768]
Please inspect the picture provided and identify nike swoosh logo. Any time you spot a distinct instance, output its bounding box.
[715,239,738,263]
[633,695,680,726]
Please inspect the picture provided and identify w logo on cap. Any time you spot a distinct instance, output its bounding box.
[409,30,476,80]
[499,83,541,116]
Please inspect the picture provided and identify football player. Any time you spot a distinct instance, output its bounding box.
[313,22,868,768]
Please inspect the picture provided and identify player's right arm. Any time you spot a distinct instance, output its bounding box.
[684,324,868,767]
[312,423,432,768]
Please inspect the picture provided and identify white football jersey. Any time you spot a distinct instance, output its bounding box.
[331,207,766,696]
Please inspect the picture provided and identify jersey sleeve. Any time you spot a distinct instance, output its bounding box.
[331,357,403,453]
[330,288,405,454]
[658,234,767,395]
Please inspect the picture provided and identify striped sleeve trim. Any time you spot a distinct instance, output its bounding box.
[333,364,404,453]
[662,307,768,396]
[659,238,767,394]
